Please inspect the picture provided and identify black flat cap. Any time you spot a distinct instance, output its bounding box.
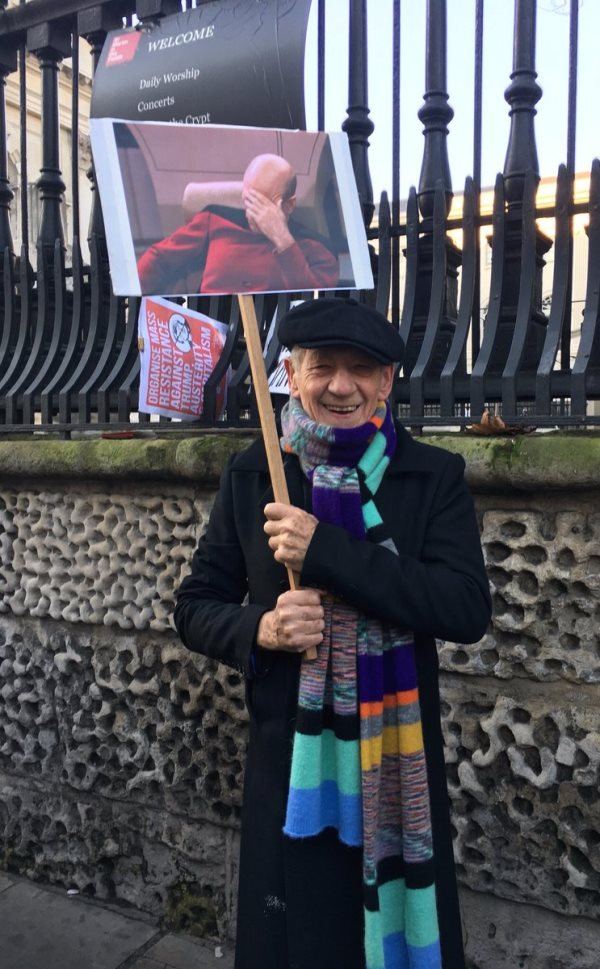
[277,297,404,364]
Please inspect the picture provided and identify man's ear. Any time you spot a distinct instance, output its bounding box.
[379,363,395,401]
[281,195,296,217]
[284,356,301,398]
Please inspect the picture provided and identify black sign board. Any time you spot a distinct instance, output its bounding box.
[91,0,313,130]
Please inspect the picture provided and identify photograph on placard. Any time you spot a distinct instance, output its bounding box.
[90,119,373,297]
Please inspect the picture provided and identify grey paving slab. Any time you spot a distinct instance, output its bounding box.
[0,872,14,894]
[0,880,158,969]
[143,934,234,969]
[128,959,166,969]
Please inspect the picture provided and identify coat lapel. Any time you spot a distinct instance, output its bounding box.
[256,452,308,511]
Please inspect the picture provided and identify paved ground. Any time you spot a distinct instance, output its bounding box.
[0,872,234,969]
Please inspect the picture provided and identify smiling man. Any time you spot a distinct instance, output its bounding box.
[173,297,492,969]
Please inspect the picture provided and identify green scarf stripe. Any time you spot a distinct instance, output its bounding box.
[363,454,390,497]
[379,879,406,936]
[288,730,362,796]
[363,498,381,531]
[364,908,385,969]
[358,429,387,476]
[365,883,439,965]
[404,884,440,948]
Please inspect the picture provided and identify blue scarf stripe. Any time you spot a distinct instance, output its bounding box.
[284,781,363,846]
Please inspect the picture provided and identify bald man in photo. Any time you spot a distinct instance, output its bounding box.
[137,153,339,295]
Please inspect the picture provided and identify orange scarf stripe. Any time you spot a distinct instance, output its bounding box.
[360,688,420,719]
[383,687,420,708]
[359,700,384,719]
[368,404,386,431]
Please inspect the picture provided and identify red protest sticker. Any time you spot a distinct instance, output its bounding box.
[138,297,228,420]
[105,32,142,68]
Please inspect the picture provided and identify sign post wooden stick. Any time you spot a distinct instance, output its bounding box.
[238,294,317,661]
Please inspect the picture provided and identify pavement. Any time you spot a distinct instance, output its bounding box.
[0,871,235,969]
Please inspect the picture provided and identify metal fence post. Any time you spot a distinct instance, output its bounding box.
[3,20,71,425]
[407,0,461,379]
[342,0,374,230]
[27,22,71,259]
[65,4,127,427]
[79,6,122,242]
[496,0,551,378]
[0,38,16,258]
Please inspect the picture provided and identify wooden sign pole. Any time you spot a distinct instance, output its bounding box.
[238,294,317,662]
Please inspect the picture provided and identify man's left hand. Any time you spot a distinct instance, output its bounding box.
[264,502,319,573]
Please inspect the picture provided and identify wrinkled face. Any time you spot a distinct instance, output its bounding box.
[285,346,394,428]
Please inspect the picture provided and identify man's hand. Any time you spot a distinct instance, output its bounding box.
[243,188,295,252]
[264,502,318,573]
[256,589,325,652]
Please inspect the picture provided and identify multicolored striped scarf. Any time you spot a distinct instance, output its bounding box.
[280,396,441,969]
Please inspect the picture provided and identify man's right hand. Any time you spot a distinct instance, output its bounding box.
[243,188,295,252]
[256,589,325,653]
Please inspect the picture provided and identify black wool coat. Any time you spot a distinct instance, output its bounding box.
[173,422,492,969]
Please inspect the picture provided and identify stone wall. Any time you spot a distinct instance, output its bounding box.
[1,434,599,966]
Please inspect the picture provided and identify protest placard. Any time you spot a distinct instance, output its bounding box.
[91,0,313,131]
[138,296,228,420]
[89,120,373,298]
[90,117,372,663]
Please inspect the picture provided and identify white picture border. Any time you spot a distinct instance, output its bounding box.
[89,118,141,296]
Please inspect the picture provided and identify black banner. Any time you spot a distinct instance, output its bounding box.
[91,0,313,130]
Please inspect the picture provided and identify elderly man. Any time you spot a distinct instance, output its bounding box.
[137,153,339,294]
[174,298,491,969]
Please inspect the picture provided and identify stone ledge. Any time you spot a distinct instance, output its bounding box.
[0,431,599,489]
[429,431,600,491]
[0,434,253,485]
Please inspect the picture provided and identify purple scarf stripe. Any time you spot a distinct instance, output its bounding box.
[384,647,419,693]
[312,483,366,539]
[357,650,418,702]
[328,436,374,467]
[357,654,384,704]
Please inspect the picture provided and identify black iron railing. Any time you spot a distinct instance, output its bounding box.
[0,0,598,436]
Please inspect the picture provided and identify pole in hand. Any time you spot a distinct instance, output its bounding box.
[238,294,317,662]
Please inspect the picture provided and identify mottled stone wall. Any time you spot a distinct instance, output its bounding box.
[438,496,600,926]
[0,477,244,937]
[1,436,600,964]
